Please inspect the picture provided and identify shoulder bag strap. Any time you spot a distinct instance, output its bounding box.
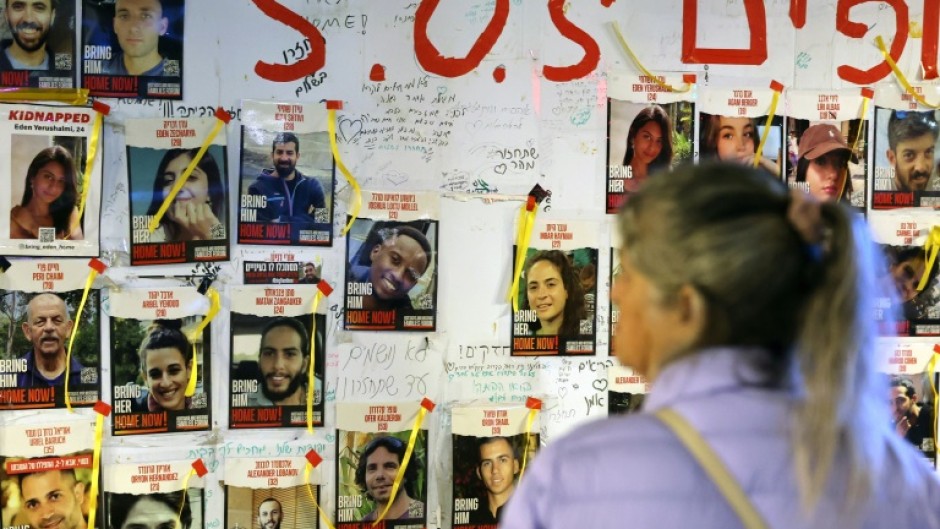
[654,408,770,529]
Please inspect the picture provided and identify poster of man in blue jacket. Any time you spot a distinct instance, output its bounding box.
[238,100,335,246]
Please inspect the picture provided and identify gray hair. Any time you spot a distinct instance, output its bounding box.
[616,162,903,513]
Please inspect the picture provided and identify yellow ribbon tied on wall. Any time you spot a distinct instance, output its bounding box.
[326,101,362,236]
[917,226,940,292]
[86,401,111,529]
[149,108,231,233]
[304,450,337,529]
[875,36,940,108]
[308,281,333,433]
[184,287,220,396]
[508,196,538,312]
[65,258,107,411]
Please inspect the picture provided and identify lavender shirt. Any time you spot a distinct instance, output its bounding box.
[501,348,940,529]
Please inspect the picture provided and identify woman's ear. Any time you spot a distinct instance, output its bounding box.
[672,283,707,349]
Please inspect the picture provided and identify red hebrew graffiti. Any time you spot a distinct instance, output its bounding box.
[543,0,601,81]
[835,0,908,84]
[681,0,767,64]
[924,0,939,79]
[370,63,387,81]
[790,0,806,28]
[252,0,326,82]
[414,0,510,77]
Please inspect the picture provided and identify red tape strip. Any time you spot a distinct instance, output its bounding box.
[525,196,536,212]
[305,450,323,467]
[682,73,696,83]
[192,459,208,477]
[91,101,111,115]
[861,87,874,99]
[769,80,785,92]
[88,258,107,274]
[933,344,940,354]
[317,281,334,297]
[525,397,543,410]
[93,401,112,416]
[214,107,232,124]
[326,100,343,110]
[420,398,436,412]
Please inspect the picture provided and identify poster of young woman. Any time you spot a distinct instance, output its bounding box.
[0,259,100,410]
[870,211,940,336]
[229,285,325,429]
[238,100,334,247]
[344,192,438,331]
[511,218,597,356]
[1,418,96,529]
[108,287,211,435]
[81,0,185,99]
[698,86,785,178]
[878,339,937,467]
[224,456,320,529]
[104,460,205,529]
[784,90,868,210]
[451,405,539,528]
[335,401,428,529]
[607,365,648,416]
[0,104,102,257]
[0,0,76,89]
[126,117,228,266]
[870,85,940,210]
[606,72,695,213]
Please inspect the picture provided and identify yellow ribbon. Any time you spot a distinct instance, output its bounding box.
[86,404,108,529]
[916,226,940,291]
[0,88,89,105]
[851,95,870,157]
[373,403,431,526]
[307,290,324,433]
[517,407,539,482]
[185,287,220,396]
[610,22,693,93]
[875,36,940,108]
[508,200,537,312]
[327,108,361,235]
[64,264,101,411]
[754,88,782,170]
[304,464,336,529]
[64,109,103,240]
[149,117,226,233]
[177,470,195,520]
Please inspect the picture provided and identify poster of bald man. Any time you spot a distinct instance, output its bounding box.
[0,417,96,529]
[224,456,320,529]
[0,259,100,410]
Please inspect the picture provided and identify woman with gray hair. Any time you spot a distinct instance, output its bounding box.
[501,162,940,528]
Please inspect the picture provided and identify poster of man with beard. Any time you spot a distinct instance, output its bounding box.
[0,0,75,88]
[0,259,100,410]
[238,100,334,246]
[229,285,325,429]
[224,456,320,529]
